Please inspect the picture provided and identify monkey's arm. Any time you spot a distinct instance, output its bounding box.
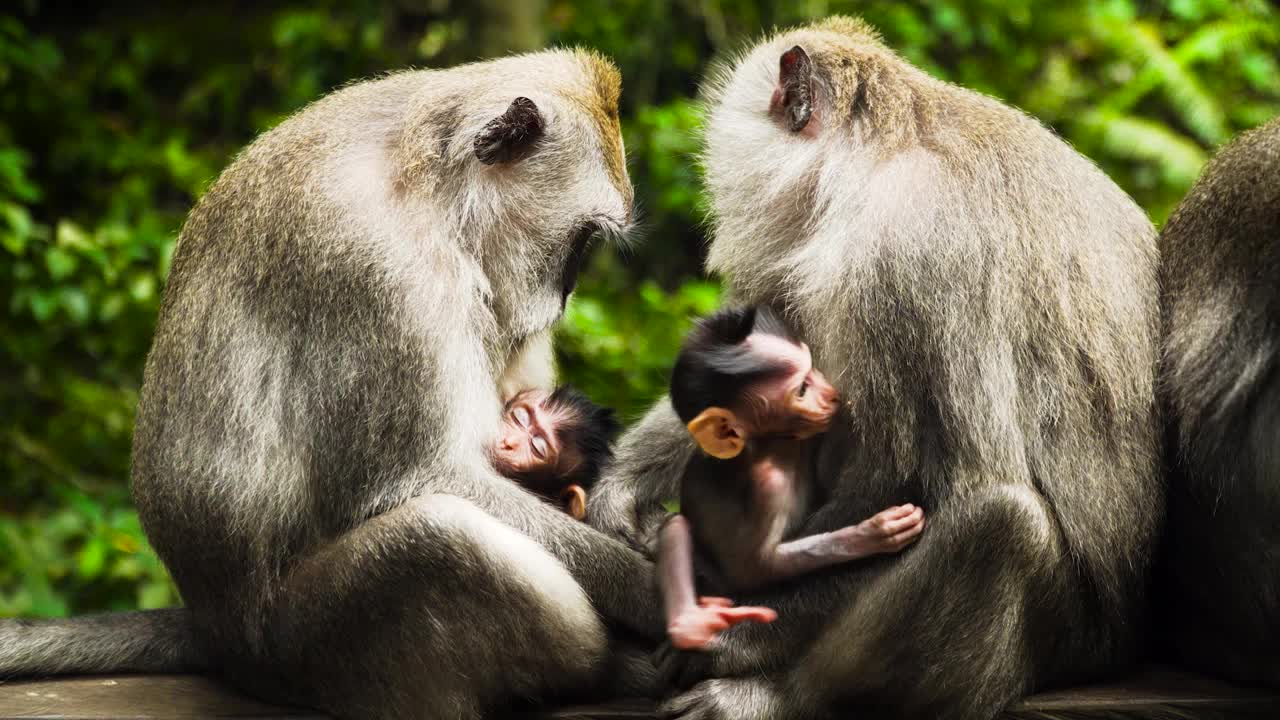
[659,515,778,651]
[658,510,926,686]
[588,398,695,553]
[426,460,663,639]
[659,515,700,623]
[762,505,925,581]
[659,485,921,683]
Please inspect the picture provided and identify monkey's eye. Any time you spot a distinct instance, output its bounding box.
[531,435,548,459]
[797,380,809,398]
[514,407,531,427]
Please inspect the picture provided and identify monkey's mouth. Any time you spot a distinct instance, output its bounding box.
[559,222,600,306]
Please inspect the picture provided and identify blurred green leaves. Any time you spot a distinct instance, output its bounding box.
[558,251,722,421]
[1,0,1278,617]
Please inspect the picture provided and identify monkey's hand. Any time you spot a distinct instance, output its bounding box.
[834,504,925,559]
[658,600,777,690]
[667,600,777,651]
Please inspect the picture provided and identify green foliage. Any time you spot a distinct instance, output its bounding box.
[1,0,1278,617]
[557,251,722,421]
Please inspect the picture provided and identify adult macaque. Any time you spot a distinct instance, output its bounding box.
[0,51,662,719]
[492,386,620,520]
[1158,117,1280,689]
[590,17,1162,720]
[659,306,924,650]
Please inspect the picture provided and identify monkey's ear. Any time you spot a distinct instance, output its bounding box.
[560,485,588,521]
[474,97,545,165]
[687,408,746,459]
[775,45,814,132]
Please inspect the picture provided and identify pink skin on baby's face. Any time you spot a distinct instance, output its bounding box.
[492,390,582,483]
[739,335,840,439]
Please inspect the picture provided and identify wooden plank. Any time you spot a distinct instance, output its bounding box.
[0,666,1275,719]
[1008,665,1279,716]
[0,675,322,720]
[533,702,658,719]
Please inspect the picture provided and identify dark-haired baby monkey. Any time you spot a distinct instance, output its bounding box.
[491,385,620,520]
[660,307,926,649]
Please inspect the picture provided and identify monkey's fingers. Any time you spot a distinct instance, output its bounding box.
[880,507,925,535]
[697,596,735,608]
[881,503,917,519]
[715,605,778,625]
[890,517,926,548]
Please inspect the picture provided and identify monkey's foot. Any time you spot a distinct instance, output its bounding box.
[659,677,812,720]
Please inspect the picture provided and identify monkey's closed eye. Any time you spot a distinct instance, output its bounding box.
[514,407,531,427]
[532,435,548,459]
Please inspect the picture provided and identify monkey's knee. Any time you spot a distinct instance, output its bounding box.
[963,484,1061,573]
[409,494,609,676]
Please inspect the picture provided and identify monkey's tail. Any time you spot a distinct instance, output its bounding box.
[0,608,207,677]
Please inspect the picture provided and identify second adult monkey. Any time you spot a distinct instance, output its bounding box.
[660,307,925,650]
[590,17,1161,720]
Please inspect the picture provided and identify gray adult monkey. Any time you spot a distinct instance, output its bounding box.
[1158,116,1280,689]
[589,17,1162,720]
[0,50,663,720]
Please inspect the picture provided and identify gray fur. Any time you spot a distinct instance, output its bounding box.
[0,609,204,675]
[589,17,1162,720]
[0,50,661,720]
[1157,117,1280,689]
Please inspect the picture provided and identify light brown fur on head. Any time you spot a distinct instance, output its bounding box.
[382,49,635,368]
[570,51,631,206]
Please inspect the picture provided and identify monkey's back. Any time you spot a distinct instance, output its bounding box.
[1158,117,1280,688]
[128,70,455,652]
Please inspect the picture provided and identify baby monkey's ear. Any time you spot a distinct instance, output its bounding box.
[687,408,746,459]
[474,97,545,165]
[560,485,588,521]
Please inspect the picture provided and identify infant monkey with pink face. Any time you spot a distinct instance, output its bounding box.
[659,306,926,650]
[490,385,619,521]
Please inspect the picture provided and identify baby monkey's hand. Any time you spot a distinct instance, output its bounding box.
[834,504,925,559]
[667,597,777,651]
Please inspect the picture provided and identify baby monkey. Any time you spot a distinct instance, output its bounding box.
[660,307,926,649]
[490,385,619,520]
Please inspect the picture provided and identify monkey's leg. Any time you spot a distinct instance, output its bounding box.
[267,494,611,720]
[424,463,663,638]
[663,485,1065,720]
